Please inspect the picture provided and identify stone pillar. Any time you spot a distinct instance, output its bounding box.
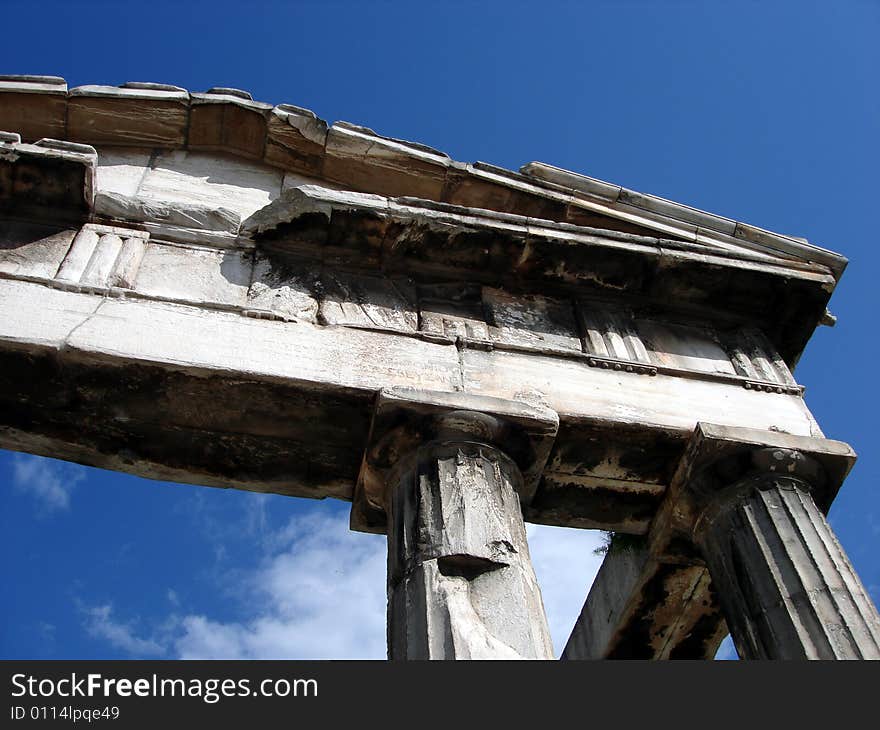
[693,447,880,659]
[387,436,554,659]
[351,389,560,660]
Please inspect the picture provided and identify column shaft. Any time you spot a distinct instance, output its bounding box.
[696,476,880,659]
[386,441,554,659]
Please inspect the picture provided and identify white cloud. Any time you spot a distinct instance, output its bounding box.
[171,514,605,659]
[81,604,165,657]
[10,453,86,512]
[173,511,388,659]
[81,506,607,660]
[72,486,738,661]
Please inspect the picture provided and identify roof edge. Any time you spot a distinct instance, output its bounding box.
[0,73,849,282]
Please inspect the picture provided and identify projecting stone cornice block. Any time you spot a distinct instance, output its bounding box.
[0,134,96,220]
[0,75,847,284]
[67,84,190,148]
[0,75,67,141]
[189,90,274,160]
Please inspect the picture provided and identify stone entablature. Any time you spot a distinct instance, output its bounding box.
[0,72,845,364]
[0,84,830,540]
[0,219,801,397]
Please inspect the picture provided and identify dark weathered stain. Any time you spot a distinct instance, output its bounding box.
[527,479,662,532]
[255,211,330,247]
[606,563,678,659]
[0,154,91,219]
[550,420,684,484]
[0,348,372,498]
[667,583,727,660]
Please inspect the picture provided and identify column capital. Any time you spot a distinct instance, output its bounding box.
[649,423,855,555]
[350,388,559,534]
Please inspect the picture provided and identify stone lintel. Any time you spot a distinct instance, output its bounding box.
[351,387,559,534]
[0,279,825,532]
[0,137,96,221]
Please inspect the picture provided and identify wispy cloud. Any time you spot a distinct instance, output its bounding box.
[173,511,388,659]
[10,454,86,513]
[79,507,608,660]
[80,604,166,657]
[171,518,606,659]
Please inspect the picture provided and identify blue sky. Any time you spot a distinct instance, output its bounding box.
[1,1,878,660]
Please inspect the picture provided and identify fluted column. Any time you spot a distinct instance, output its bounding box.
[352,389,560,660]
[693,448,880,659]
[387,438,554,659]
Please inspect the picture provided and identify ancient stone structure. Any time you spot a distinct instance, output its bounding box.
[1,74,877,659]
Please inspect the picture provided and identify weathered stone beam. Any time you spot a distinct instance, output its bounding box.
[0,279,826,532]
[520,161,847,280]
[0,75,851,293]
[562,535,726,660]
[243,186,836,365]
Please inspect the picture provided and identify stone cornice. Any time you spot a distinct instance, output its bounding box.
[242,186,836,366]
[0,75,847,282]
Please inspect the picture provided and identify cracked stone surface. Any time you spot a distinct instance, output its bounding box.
[387,441,554,659]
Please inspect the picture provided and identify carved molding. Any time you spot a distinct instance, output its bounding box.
[50,223,148,293]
